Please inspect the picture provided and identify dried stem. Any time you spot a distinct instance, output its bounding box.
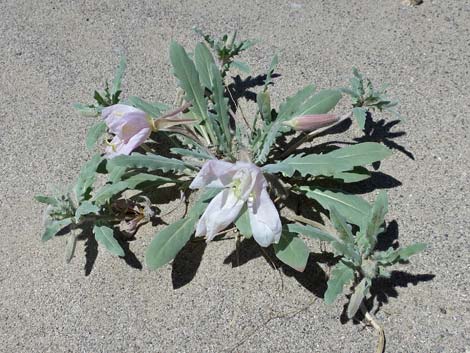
[360,302,386,353]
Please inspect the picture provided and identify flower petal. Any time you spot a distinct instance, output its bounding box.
[102,104,143,134]
[248,188,282,247]
[190,160,237,189]
[195,189,244,241]
[105,128,151,158]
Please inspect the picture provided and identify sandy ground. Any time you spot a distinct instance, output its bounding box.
[1,0,469,352]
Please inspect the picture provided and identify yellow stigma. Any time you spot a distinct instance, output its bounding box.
[146,114,157,132]
[104,138,117,152]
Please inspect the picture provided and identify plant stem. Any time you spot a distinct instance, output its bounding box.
[360,302,386,353]
[285,213,331,234]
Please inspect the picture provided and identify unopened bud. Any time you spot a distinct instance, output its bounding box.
[283,114,338,132]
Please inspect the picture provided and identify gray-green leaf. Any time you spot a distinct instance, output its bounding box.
[273,230,310,272]
[42,218,73,242]
[74,154,102,202]
[86,121,107,150]
[75,201,100,220]
[234,205,252,238]
[324,261,355,304]
[287,223,336,242]
[107,153,192,173]
[93,225,124,257]
[300,187,371,226]
[347,278,371,319]
[352,107,367,129]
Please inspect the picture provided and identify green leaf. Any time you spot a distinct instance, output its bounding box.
[352,107,367,129]
[92,181,128,205]
[194,43,216,90]
[359,191,388,254]
[273,230,310,272]
[123,173,175,189]
[65,231,78,263]
[256,85,316,163]
[231,60,251,73]
[300,187,371,226]
[324,261,355,304]
[35,195,58,206]
[145,189,218,270]
[145,216,198,270]
[111,56,126,96]
[263,54,279,90]
[294,89,342,117]
[170,148,213,160]
[263,143,390,178]
[375,243,427,265]
[347,278,371,319]
[257,91,272,124]
[107,153,192,173]
[329,207,354,244]
[209,63,232,151]
[86,121,107,150]
[107,165,127,183]
[75,201,100,220]
[126,96,169,117]
[169,41,213,135]
[287,223,336,242]
[234,205,252,238]
[42,218,73,242]
[333,167,370,183]
[94,90,107,106]
[74,154,102,202]
[73,103,99,117]
[93,225,124,257]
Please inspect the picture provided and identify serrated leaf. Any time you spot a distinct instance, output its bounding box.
[287,223,336,242]
[107,153,192,173]
[347,278,371,319]
[352,107,367,129]
[324,261,355,304]
[93,225,124,257]
[329,206,354,244]
[42,218,73,242]
[35,195,58,206]
[126,96,169,117]
[263,54,279,90]
[170,148,213,160]
[86,121,107,150]
[111,56,126,96]
[74,154,102,202]
[375,243,427,265]
[263,143,390,178]
[75,201,100,220]
[234,205,252,238]
[300,187,371,226]
[273,230,310,272]
[92,181,128,205]
[359,191,388,254]
[65,231,79,264]
[123,173,175,189]
[73,103,99,117]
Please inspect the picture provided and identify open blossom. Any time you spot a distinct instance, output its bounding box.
[102,104,154,158]
[284,114,338,132]
[102,104,194,158]
[190,159,282,247]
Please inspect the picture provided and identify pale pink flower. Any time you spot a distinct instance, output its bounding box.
[190,160,282,247]
[102,104,153,158]
[284,114,338,132]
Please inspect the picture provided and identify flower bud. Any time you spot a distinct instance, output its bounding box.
[283,114,339,132]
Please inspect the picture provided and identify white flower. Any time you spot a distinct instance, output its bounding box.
[190,159,282,247]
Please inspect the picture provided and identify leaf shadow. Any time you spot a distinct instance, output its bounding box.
[339,271,435,324]
[171,239,207,289]
[227,73,281,106]
[354,114,414,160]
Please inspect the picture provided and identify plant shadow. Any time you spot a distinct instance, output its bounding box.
[75,223,143,276]
[171,239,207,289]
[354,114,414,160]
